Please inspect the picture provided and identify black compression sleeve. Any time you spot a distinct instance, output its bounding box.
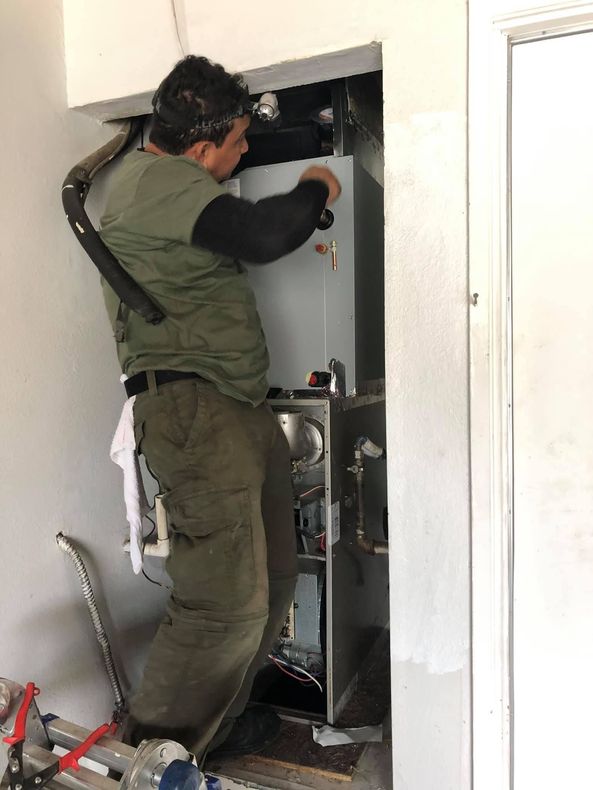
[191,179,329,263]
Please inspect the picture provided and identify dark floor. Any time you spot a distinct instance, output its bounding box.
[207,630,392,789]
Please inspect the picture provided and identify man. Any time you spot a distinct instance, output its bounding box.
[99,55,341,761]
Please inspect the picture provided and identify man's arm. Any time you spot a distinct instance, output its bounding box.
[192,179,329,263]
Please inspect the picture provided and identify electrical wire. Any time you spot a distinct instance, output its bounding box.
[298,485,326,499]
[271,649,325,677]
[273,655,324,679]
[295,527,325,538]
[268,654,324,692]
[268,655,316,686]
[143,514,156,543]
[141,568,171,590]
[170,0,186,56]
[140,511,171,590]
[276,657,324,692]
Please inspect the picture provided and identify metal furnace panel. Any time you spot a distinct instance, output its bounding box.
[326,396,389,721]
[354,165,385,383]
[237,156,356,392]
[269,396,388,724]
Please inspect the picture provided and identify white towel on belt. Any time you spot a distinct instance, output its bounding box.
[110,393,150,574]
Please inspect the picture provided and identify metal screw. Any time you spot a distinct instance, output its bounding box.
[15,783,23,789]
[10,762,19,773]
[35,777,42,785]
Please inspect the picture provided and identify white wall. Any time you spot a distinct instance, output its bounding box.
[0,0,167,728]
[383,22,470,785]
[65,3,469,787]
[63,0,389,118]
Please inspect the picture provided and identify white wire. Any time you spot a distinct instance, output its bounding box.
[271,654,324,693]
[170,0,186,57]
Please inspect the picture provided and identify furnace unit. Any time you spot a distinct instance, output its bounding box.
[237,154,388,723]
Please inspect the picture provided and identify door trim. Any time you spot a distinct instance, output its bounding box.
[469,3,593,788]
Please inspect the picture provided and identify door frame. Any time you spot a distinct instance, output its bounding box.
[469,3,593,788]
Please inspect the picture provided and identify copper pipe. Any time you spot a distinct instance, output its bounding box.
[352,448,388,556]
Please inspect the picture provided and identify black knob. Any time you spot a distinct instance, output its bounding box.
[317,209,334,231]
[307,370,331,388]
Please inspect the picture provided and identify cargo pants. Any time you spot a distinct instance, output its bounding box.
[125,374,298,759]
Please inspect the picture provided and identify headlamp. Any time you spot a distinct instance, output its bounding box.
[247,92,281,123]
[152,89,280,130]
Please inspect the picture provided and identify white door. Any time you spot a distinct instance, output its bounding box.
[511,31,593,789]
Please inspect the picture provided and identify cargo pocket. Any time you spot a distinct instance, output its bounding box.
[163,484,257,613]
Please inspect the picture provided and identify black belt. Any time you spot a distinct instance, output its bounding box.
[124,370,201,398]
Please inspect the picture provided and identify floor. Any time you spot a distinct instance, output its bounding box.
[206,703,392,790]
[207,629,392,789]
[207,728,392,790]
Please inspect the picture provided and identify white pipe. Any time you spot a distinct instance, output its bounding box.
[123,494,170,558]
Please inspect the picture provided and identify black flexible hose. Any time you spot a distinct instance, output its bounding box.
[62,117,165,325]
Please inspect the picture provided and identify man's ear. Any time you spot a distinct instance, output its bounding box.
[186,140,212,164]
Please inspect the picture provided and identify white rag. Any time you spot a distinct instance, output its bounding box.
[110,392,150,574]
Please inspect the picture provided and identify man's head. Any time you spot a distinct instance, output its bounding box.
[149,55,251,181]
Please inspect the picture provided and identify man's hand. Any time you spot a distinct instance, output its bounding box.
[299,166,342,206]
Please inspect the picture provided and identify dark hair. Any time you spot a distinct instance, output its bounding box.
[149,56,250,154]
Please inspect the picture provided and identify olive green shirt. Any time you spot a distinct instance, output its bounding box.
[100,150,270,406]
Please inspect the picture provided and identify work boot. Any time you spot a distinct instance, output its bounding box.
[206,706,281,759]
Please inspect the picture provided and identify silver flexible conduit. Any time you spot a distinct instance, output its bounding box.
[56,533,125,715]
